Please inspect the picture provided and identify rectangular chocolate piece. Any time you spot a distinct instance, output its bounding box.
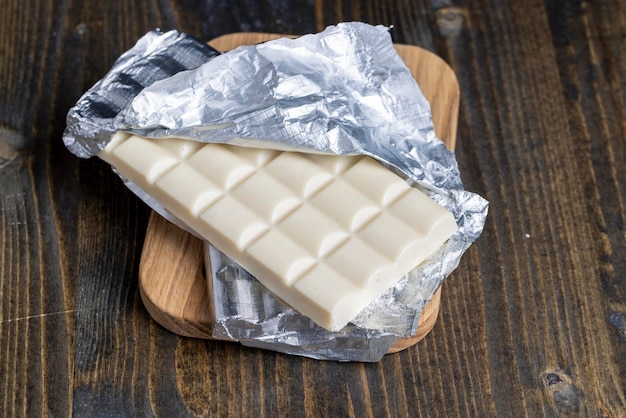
[100,132,457,330]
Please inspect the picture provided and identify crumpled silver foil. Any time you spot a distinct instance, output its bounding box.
[64,22,488,362]
[64,30,219,158]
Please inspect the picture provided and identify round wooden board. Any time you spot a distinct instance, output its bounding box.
[138,32,460,356]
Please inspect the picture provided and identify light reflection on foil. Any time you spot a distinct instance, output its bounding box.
[63,22,488,362]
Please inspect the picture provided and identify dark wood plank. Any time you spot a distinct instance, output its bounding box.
[1,0,625,416]
[429,0,626,416]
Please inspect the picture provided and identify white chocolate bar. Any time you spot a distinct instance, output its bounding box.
[100,132,457,331]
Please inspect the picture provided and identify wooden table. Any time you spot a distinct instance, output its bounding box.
[1,1,625,416]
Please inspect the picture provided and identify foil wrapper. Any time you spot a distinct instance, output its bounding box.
[64,30,220,158]
[64,22,488,362]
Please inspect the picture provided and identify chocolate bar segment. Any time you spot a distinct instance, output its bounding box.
[100,132,458,330]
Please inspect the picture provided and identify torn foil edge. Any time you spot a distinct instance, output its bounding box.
[63,22,488,362]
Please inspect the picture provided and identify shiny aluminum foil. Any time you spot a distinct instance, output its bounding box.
[64,30,220,158]
[64,22,488,362]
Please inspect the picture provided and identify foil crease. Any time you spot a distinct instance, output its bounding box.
[63,22,488,362]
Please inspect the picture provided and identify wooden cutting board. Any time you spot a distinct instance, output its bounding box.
[138,32,460,355]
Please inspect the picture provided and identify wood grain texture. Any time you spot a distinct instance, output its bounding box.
[0,0,625,416]
[137,33,459,354]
